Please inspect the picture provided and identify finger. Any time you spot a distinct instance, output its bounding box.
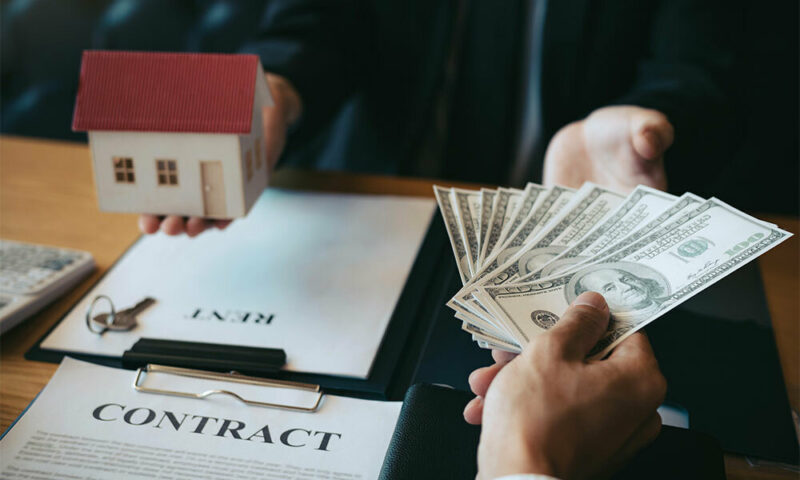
[463,396,484,425]
[139,215,161,234]
[468,363,505,397]
[262,75,301,168]
[602,412,662,477]
[160,215,185,236]
[492,349,518,364]
[214,219,232,230]
[545,291,610,361]
[263,106,287,170]
[185,217,210,237]
[604,333,667,411]
[605,331,657,366]
[631,110,674,161]
[627,412,663,452]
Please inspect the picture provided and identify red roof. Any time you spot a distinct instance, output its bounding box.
[72,51,259,134]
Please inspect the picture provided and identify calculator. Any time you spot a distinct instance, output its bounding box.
[0,239,95,335]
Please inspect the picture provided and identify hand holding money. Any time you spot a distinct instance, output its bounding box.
[435,180,791,358]
[472,292,666,480]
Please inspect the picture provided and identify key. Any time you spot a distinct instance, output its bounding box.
[91,297,155,332]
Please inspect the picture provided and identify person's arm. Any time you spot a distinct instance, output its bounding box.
[140,1,371,236]
[465,292,666,480]
[243,0,373,142]
[542,0,740,194]
[610,0,741,191]
[611,0,738,142]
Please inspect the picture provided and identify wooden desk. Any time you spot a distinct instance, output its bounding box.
[1,136,797,479]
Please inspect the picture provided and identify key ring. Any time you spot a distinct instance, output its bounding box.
[86,295,115,335]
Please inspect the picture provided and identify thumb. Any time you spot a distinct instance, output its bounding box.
[630,109,674,161]
[263,74,302,170]
[263,104,288,170]
[546,292,610,361]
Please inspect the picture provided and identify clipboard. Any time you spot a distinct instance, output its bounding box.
[26,217,452,401]
[2,357,403,479]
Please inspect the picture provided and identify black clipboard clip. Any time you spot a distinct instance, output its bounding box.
[122,337,286,376]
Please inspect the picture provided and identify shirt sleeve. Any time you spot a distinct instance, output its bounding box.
[609,0,742,194]
[243,0,373,143]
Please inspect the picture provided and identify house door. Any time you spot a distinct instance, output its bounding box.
[200,161,226,217]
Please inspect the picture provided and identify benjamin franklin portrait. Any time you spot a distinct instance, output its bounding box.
[565,262,671,329]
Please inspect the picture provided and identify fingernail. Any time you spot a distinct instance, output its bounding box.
[573,291,608,312]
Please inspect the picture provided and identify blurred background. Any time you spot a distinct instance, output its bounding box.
[1,0,797,214]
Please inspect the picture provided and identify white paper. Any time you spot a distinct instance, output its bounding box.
[41,189,434,378]
[0,358,402,480]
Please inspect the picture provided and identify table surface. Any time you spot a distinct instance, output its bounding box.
[1,135,797,479]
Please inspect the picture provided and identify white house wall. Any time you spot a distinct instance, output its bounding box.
[89,131,246,218]
[238,62,274,213]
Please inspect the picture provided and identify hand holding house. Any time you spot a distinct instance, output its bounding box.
[73,51,274,219]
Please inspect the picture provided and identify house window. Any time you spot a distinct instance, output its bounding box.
[113,157,135,183]
[245,150,253,181]
[254,137,263,170]
[156,159,178,186]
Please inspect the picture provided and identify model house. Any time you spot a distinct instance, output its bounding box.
[72,50,273,219]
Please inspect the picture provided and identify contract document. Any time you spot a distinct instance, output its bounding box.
[0,358,402,480]
[40,189,435,378]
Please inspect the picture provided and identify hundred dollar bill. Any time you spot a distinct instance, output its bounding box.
[521,186,677,280]
[489,183,548,260]
[451,184,621,323]
[477,188,497,262]
[452,188,483,276]
[531,192,704,281]
[453,304,507,336]
[462,322,522,353]
[462,183,610,295]
[434,186,471,284]
[491,185,575,268]
[446,185,576,327]
[507,183,625,279]
[454,294,517,340]
[479,187,527,266]
[458,314,518,347]
[468,186,574,289]
[479,188,513,266]
[455,312,517,345]
[474,198,792,359]
[477,339,522,353]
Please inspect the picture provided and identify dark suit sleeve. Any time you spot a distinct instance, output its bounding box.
[611,0,744,193]
[242,0,372,139]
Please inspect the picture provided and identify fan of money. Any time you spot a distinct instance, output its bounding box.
[434,182,792,358]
